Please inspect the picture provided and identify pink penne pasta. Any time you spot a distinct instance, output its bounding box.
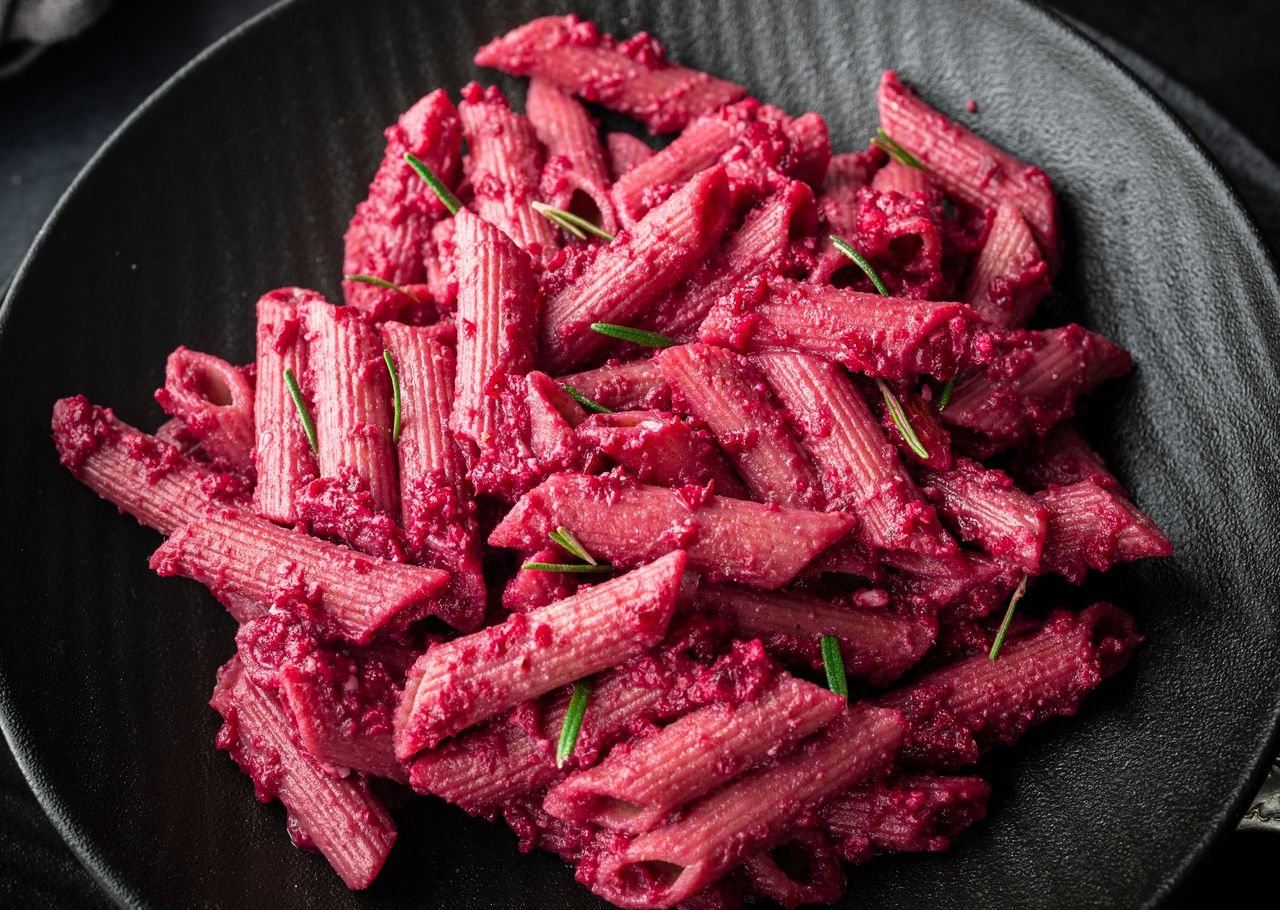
[820,774,991,863]
[528,78,618,235]
[303,298,399,518]
[459,83,560,265]
[753,350,956,559]
[886,549,1023,620]
[610,106,747,225]
[655,343,823,509]
[1013,423,1125,494]
[488,472,853,589]
[150,510,448,642]
[394,552,685,759]
[963,200,1050,329]
[545,669,843,834]
[870,158,932,194]
[701,276,978,380]
[1036,480,1172,583]
[523,370,601,472]
[809,145,885,284]
[879,387,953,471]
[697,582,935,686]
[278,663,406,784]
[882,603,1142,768]
[449,208,540,500]
[606,131,655,180]
[612,101,821,226]
[557,359,670,411]
[293,475,405,561]
[380,322,486,631]
[783,111,833,187]
[155,346,255,475]
[587,704,907,908]
[408,656,675,815]
[502,545,581,614]
[648,180,817,341]
[741,830,846,908]
[575,410,746,496]
[426,217,458,308]
[878,70,1062,272]
[253,289,318,523]
[541,165,731,373]
[343,89,462,321]
[410,622,717,814]
[51,395,248,536]
[917,458,1048,573]
[942,325,1132,454]
[474,15,746,135]
[211,658,397,890]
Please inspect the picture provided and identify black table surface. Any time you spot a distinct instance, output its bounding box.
[2,0,1277,906]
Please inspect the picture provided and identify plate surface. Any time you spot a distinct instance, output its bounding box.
[2,0,1278,907]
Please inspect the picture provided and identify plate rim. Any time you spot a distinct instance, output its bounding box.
[1,0,1278,906]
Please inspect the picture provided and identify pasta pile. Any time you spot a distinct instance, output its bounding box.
[52,14,1171,908]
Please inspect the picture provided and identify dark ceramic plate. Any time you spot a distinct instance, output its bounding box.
[2,0,1278,907]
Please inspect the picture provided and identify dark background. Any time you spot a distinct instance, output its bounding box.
[1,0,1276,905]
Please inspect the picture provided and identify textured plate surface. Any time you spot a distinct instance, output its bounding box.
[1,0,1279,907]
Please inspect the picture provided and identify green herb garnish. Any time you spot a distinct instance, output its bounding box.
[988,575,1029,661]
[404,152,462,215]
[876,379,929,460]
[831,235,890,297]
[532,201,615,242]
[548,526,598,565]
[520,562,614,574]
[821,634,848,699]
[383,350,402,443]
[556,678,595,768]
[283,367,318,454]
[561,383,612,414]
[343,274,421,304]
[589,323,676,349]
[938,376,957,410]
[871,128,926,172]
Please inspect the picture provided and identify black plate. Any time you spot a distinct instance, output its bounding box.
[2,0,1279,906]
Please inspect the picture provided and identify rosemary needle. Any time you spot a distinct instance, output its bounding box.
[989,575,1030,661]
[344,274,421,304]
[561,383,612,414]
[821,634,848,699]
[404,152,462,215]
[532,201,614,242]
[383,350,402,443]
[589,323,676,349]
[557,678,594,768]
[283,367,318,454]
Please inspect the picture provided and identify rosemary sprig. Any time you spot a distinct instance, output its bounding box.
[404,152,462,215]
[876,379,929,460]
[821,634,848,699]
[832,233,930,458]
[520,562,614,574]
[871,128,926,172]
[938,376,957,410]
[556,678,595,768]
[283,367,318,454]
[549,526,598,565]
[561,383,612,414]
[830,235,890,297]
[532,201,615,242]
[589,323,676,349]
[988,575,1029,661]
[383,350,402,443]
[343,274,421,304]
